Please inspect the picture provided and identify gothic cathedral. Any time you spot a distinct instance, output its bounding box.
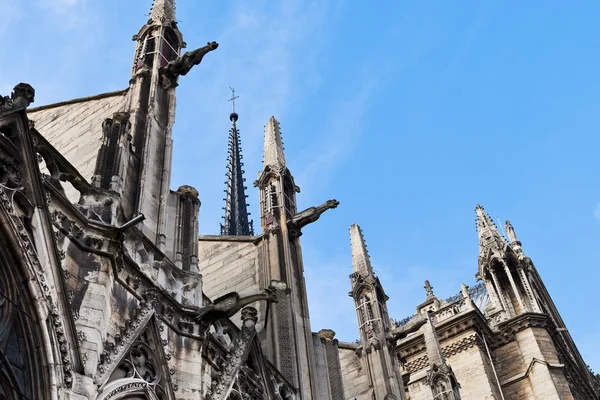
[0,1,597,399]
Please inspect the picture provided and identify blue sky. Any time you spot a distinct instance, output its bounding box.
[1,0,599,371]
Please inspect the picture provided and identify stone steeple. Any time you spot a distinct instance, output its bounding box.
[220,91,253,236]
[149,0,176,23]
[350,224,373,276]
[348,225,404,399]
[263,116,286,170]
[110,1,217,250]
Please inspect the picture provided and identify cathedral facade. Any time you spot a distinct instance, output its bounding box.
[0,1,598,399]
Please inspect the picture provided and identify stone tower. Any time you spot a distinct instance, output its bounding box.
[475,205,598,398]
[348,224,404,399]
[253,116,318,398]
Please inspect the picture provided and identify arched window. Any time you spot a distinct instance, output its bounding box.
[0,244,47,398]
[160,29,180,67]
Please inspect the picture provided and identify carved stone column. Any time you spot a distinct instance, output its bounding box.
[92,112,132,194]
[489,267,511,315]
[502,261,526,313]
[517,267,541,313]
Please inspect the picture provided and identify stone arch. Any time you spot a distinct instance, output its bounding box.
[0,209,51,398]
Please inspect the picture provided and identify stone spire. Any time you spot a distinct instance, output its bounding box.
[424,280,435,299]
[263,116,286,169]
[423,313,445,367]
[350,224,373,276]
[505,220,524,257]
[475,204,507,256]
[149,0,176,23]
[220,90,253,236]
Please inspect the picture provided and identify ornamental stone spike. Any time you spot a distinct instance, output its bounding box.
[262,116,286,169]
[149,0,176,23]
[350,224,373,276]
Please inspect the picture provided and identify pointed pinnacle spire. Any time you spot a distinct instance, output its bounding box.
[424,280,435,299]
[150,0,176,23]
[263,116,286,169]
[221,90,253,236]
[505,220,520,245]
[475,204,507,255]
[423,312,446,368]
[350,224,373,276]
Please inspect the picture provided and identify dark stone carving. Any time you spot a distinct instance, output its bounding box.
[0,83,35,111]
[195,290,276,325]
[287,199,339,234]
[161,41,218,87]
[11,83,35,109]
[388,313,427,341]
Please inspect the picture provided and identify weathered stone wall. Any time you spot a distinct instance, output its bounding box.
[445,333,499,399]
[338,343,372,400]
[199,236,265,327]
[28,90,129,186]
[312,332,344,400]
[494,326,574,399]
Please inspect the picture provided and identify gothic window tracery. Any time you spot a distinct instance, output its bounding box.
[0,251,46,398]
[98,323,169,400]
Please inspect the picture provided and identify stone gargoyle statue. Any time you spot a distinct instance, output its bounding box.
[387,313,427,341]
[164,41,219,77]
[287,199,339,233]
[195,290,277,325]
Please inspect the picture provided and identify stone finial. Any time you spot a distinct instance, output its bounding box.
[424,280,435,299]
[350,224,373,276]
[177,185,199,200]
[461,283,469,298]
[505,220,520,244]
[317,329,336,341]
[262,116,286,169]
[461,283,473,308]
[11,83,35,109]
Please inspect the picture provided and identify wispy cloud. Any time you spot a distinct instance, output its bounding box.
[173,1,336,233]
[594,203,600,222]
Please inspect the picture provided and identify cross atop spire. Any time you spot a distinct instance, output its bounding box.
[350,224,374,276]
[228,87,239,115]
[150,0,176,24]
[220,90,253,236]
[263,116,286,169]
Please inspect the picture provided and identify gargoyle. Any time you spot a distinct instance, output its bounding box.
[387,313,427,341]
[0,83,35,111]
[287,199,339,232]
[195,290,277,325]
[164,41,219,78]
